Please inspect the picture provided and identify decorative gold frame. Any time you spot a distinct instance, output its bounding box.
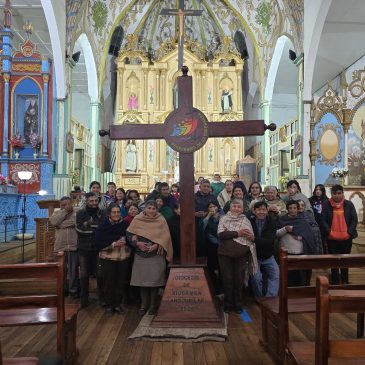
[316,123,342,165]
[309,84,348,165]
[348,67,365,99]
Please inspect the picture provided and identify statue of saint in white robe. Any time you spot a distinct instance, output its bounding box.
[125,141,137,172]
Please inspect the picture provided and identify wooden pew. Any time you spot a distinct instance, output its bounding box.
[258,248,365,364]
[286,275,365,365]
[0,341,38,365]
[0,253,80,364]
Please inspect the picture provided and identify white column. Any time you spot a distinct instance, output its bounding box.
[259,100,272,185]
[236,70,242,112]
[42,74,49,156]
[302,102,312,178]
[90,102,101,182]
[213,71,218,112]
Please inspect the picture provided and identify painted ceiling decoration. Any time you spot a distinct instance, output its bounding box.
[66,0,303,94]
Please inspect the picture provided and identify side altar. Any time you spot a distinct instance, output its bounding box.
[114,34,246,189]
[0,8,55,241]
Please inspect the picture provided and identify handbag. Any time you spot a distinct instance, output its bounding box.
[218,238,250,258]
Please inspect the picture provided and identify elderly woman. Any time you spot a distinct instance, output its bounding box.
[250,186,287,219]
[217,179,234,208]
[218,198,258,313]
[127,200,173,315]
[95,204,130,316]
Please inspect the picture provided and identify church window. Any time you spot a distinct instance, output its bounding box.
[234,31,249,59]
[109,26,124,57]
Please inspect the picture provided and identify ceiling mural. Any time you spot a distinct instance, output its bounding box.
[66,0,84,55]
[66,0,302,95]
[282,0,304,52]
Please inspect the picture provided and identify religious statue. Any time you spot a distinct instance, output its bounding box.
[24,98,38,143]
[221,89,232,113]
[128,92,138,111]
[125,139,137,172]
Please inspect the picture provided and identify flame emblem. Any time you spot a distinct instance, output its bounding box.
[170,118,198,137]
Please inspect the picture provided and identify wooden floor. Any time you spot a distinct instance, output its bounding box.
[0,246,364,364]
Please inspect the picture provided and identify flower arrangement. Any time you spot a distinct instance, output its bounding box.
[29,133,42,149]
[330,167,349,178]
[279,175,290,186]
[8,133,25,148]
[0,174,8,185]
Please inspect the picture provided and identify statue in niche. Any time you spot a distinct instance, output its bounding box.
[128,92,138,111]
[221,89,232,113]
[125,139,137,172]
[24,98,38,143]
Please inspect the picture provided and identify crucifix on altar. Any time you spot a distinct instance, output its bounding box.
[160,0,202,70]
[100,2,276,328]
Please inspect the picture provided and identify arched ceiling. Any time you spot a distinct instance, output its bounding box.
[312,0,365,94]
[117,0,255,67]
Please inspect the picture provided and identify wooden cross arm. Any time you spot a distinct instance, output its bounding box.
[105,124,165,140]
[207,120,276,137]
[160,9,203,16]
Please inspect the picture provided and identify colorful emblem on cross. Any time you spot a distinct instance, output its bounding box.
[170,118,198,137]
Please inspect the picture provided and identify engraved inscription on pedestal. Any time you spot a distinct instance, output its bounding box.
[152,267,224,328]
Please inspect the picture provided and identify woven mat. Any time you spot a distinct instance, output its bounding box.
[128,313,228,342]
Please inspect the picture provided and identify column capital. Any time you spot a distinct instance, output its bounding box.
[3,73,10,82]
[293,53,304,67]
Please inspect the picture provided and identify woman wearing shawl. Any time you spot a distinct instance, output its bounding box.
[277,200,316,286]
[217,179,234,208]
[95,204,130,316]
[127,200,173,315]
[218,198,258,313]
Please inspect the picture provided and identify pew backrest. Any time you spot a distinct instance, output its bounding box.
[279,248,365,357]
[316,276,365,365]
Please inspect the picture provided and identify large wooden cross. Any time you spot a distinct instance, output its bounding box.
[100,67,275,266]
[160,0,203,70]
[100,66,275,327]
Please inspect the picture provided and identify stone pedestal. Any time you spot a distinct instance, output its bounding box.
[152,265,224,328]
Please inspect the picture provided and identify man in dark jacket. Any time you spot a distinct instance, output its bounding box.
[194,179,220,257]
[249,201,279,297]
[321,184,358,284]
[76,192,105,307]
[160,182,177,209]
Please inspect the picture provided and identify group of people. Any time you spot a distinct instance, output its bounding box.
[50,175,358,316]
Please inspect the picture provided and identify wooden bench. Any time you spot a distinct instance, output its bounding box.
[258,248,365,364]
[286,275,365,365]
[0,253,80,364]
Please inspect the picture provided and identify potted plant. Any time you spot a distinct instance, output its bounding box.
[29,133,42,159]
[8,133,25,159]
